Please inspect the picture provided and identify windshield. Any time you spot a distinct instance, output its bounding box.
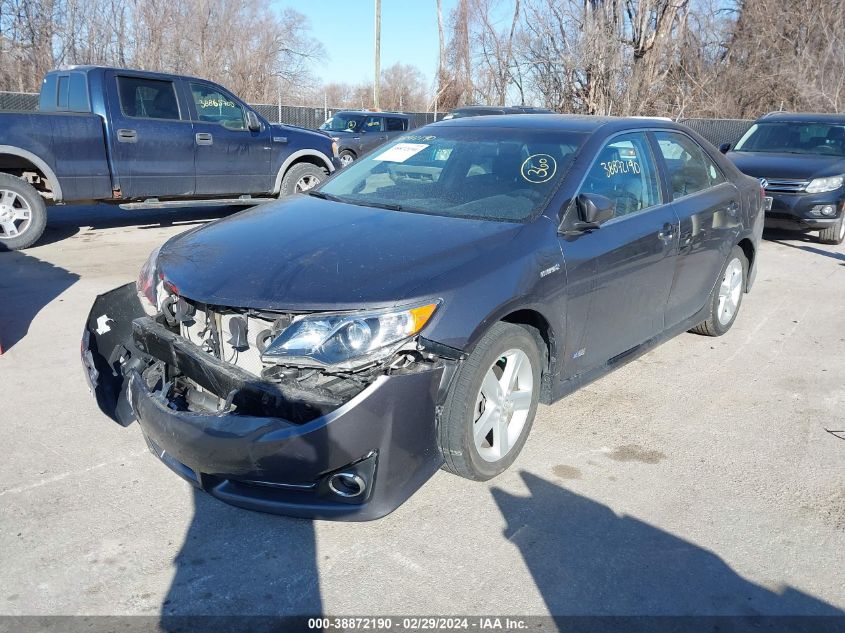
[734,122,845,156]
[320,113,368,132]
[317,127,587,222]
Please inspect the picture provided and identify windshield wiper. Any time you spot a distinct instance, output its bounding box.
[307,190,345,203]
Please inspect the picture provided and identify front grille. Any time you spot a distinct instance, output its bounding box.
[764,178,808,193]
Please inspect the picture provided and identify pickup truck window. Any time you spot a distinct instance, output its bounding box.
[190,83,246,130]
[57,77,69,109]
[117,76,181,120]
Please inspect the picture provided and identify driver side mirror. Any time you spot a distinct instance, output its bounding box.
[718,143,731,154]
[561,193,615,235]
[246,110,261,132]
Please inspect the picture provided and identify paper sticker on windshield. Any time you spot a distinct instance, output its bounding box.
[521,154,557,184]
[374,143,429,163]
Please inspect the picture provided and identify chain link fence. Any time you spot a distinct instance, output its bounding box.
[679,118,753,147]
[1,90,752,144]
[0,91,39,112]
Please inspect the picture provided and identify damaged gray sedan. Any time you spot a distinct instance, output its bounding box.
[82,115,763,520]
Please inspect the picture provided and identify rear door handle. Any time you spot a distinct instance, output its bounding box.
[116,129,137,143]
[196,133,213,146]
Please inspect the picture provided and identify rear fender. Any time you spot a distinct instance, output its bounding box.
[81,282,149,426]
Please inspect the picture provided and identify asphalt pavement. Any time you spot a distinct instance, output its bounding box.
[0,203,843,619]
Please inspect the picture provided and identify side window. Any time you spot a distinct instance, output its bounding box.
[386,117,406,132]
[655,131,722,197]
[190,83,245,130]
[57,76,69,109]
[581,133,661,219]
[117,77,180,120]
[68,73,89,112]
[364,116,383,132]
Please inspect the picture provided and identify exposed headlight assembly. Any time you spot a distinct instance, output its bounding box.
[136,245,164,316]
[262,302,439,371]
[805,175,844,193]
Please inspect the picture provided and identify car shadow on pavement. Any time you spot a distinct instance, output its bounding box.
[36,203,249,247]
[0,251,79,352]
[159,488,322,629]
[768,239,845,263]
[492,472,843,617]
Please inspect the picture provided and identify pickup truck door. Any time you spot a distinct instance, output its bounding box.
[105,71,196,198]
[187,81,273,196]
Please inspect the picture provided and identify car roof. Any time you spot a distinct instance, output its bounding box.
[49,65,211,84]
[757,112,845,124]
[430,113,688,135]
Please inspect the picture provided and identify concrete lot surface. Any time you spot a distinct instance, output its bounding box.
[0,203,843,618]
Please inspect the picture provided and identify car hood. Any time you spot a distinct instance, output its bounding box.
[271,124,332,144]
[157,196,524,311]
[726,151,845,180]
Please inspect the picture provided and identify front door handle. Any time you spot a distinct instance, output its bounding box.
[196,133,213,146]
[116,129,137,143]
[658,222,675,243]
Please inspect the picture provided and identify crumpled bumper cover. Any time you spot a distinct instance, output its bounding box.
[129,365,444,521]
[82,283,447,521]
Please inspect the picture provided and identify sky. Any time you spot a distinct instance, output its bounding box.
[272,0,460,86]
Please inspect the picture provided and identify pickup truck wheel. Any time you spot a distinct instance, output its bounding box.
[0,173,47,251]
[690,245,747,337]
[818,214,845,245]
[339,150,356,168]
[439,322,541,481]
[280,163,327,196]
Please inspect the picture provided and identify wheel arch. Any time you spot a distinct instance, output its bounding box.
[736,237,755,292]
[0,145,62,201]
[465,305,558,404]
[273,150,334,195]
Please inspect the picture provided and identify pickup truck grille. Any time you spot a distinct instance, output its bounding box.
[764,178,809,193]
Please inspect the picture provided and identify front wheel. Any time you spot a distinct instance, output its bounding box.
[0,172,47,251]
[279,163,328,197]
[439,322,542,481]
[338,150,356,168]
[818,214,845,245]
[690,245,747,337]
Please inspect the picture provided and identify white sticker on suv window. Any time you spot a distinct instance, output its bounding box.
[374,143,429,163]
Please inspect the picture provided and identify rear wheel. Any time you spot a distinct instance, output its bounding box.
[439,322,542,480]
[279,163,328,196]
[690,245,747,337]
[0,172,47,251]
[818,214,845,245]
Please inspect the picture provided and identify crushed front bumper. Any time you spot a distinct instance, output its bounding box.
[82,284,447,521]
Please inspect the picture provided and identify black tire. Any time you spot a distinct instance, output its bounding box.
[0,172,47,251]
[279,162,328,197]
[818,214,845,245]
[338,150,356,168]
[690,245,747,337]
[439,322,542,481]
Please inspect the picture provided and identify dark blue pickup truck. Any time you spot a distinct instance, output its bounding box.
[0,66,340,250]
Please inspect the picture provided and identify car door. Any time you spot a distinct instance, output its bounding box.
[384,116,408,143]
[652,131,741,328]
[360,115,388,152]
[560,132,680,376]
[187,81,273,195]
[106,72,196,198]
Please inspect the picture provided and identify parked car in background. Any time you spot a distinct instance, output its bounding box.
[0,66,340,250]
[442,105,553,120]
[722,112,845,244]
[83,115,763,520]
[319,111,410,167]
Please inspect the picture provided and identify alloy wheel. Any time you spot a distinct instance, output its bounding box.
[0,189,32,240]
[717,257,743,325]
[473,349,534,462]
[295,175,320,193]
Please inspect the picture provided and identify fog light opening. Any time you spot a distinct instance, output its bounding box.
[328,472,366,498]
[810,204,837,217]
